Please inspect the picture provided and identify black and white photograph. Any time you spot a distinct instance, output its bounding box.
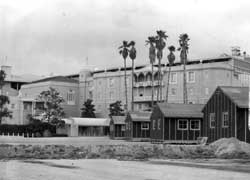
[0,0,250,179]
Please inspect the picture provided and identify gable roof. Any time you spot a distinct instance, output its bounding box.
[129,111,151,122]
[111,116,126,124]
[30,76,78,84]
[219,86,249,108]
[157,103,204,118]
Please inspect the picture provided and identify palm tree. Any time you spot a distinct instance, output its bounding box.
[119,41,130,111]
[155,30,168,102]
[128,41,136,111]
[178,34,190,104]
[146,36,156,108]
[165,45,176,102]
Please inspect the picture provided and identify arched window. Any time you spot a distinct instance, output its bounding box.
[133,74,138,82]
[138,73,144,82]
[146,72,152,81]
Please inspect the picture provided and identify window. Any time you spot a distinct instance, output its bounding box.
[190,120,200,130]
[170,73,177,84]
[205,88,209,95]
[158,119,161,130]
[11,104,15,109]
[67,90,75,105]
[171,88,177,96]
[187,71,195,82]
[141,122,149,130]
[178,119,188,130]
[153,119,156,130]
[204,70,209,79]
[222,112,229,128]
[109,78,114,87]
[121,125,125,131]
[210,113,215,128]
[188,87,194,96]
[109,91,114,100]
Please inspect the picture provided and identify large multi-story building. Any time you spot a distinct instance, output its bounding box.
[0,65,42,124]
[3,52,250,124]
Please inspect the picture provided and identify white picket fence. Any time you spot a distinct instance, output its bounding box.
[0,132,35,138]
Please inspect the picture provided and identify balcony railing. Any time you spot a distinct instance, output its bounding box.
[134,95,152,102]
[134,81,164,87]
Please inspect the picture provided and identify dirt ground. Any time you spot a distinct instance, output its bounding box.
[0,159,249,180]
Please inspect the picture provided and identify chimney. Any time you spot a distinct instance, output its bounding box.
[1,65,12,79]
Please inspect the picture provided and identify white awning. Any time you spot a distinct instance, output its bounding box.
[63,117,110,126]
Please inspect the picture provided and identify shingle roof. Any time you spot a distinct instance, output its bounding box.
[111,116,126,124]
[129,111,151,122]
[157,103,204,118]
[219,86,249,108]
[30,76,78,84]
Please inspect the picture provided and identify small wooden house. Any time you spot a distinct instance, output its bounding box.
[125,111,151,141]
[203,86,250,143]
[150,103,204,144]
[109,116,126,139]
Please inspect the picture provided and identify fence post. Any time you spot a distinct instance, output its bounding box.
[7,133,9,136]
[22,133,24,137]
[32,133,34,138]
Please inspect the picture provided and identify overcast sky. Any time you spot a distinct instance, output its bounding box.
[0,0,249,76]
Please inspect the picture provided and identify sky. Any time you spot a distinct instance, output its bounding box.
[0,0,250,76]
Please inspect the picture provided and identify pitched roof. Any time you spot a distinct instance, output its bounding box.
[30,76,78,84]
[157,103,204,118]
[129,111,151,122]
[111,116,126,124]
[219,86,249,108]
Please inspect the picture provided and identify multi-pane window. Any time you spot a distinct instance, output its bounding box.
[222,112,229,128]
[171,88,177,96]
[170,72,177,84]
[210,113,215,128]
[67,90,75,105]
[187,71,195,82]
[141,122,149,130]
[178,119,188,130]
[190,120,200,130]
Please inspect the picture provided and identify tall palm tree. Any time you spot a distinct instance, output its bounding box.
[146,36,156,108]
[128,41,136,111]
[178,34,190,104]
[165,45,176,102]
[155,30,168,102]
[119,41,130,111]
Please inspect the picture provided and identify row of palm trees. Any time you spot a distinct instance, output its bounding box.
[119,31,190,112]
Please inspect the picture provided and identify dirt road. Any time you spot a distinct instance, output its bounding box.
[0,159,249,180]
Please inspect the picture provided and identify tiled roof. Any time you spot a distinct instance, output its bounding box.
[219,86,249,108]
[111,116,125,124]
[30,76,78,84]
[129,111,151,122]
[157,103,204,118]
